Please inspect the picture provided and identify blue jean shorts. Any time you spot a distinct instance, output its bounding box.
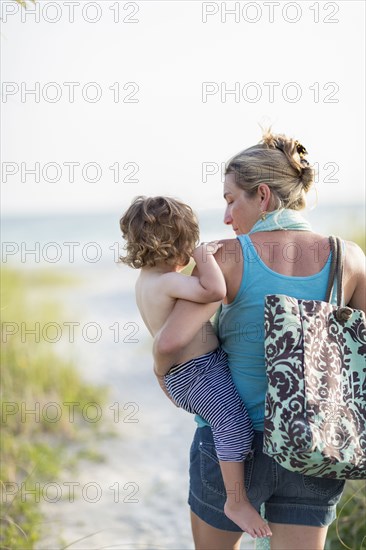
[188,426,345,531]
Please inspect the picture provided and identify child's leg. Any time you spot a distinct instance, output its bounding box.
[164,349,271,538]
[219,460,272,539]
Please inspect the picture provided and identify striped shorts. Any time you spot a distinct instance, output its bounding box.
[164,347,253,462]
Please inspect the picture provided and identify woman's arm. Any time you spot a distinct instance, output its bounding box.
[153,299,221,372]
[347,241,366,313]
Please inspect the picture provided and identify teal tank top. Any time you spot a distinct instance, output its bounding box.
[196,233,338,431]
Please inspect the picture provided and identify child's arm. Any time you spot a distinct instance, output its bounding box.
[162,241,226,303]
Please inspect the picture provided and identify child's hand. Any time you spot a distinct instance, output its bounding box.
[193,241,223,261]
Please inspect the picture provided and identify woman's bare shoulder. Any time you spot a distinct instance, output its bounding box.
[344,239,365,257]
[343,240,366,311]
[344,239,365,274]
[214,239,242,266]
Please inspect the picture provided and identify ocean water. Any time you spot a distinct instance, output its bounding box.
[1,203,364,270]
[1,205,364,549]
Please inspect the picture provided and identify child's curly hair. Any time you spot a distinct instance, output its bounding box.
[119,196,200,268]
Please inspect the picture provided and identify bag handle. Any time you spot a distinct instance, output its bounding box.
[325,236,344,306]
[336,236,344,306]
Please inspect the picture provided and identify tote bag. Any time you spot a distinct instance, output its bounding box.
[263,236,366,479]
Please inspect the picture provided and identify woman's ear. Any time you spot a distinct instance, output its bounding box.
[257,183,271,210]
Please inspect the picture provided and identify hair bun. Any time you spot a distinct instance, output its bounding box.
[262,129,315,200]
[300,165,314,192]
[294,140,308,159]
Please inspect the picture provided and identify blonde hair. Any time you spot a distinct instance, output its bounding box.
[119,196,200,268]
[225,129,315,210]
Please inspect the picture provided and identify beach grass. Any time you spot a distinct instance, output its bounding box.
[326,480,366,550]
[0,266,109,549]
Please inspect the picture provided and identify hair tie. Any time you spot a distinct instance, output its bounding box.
[295,140,308,159]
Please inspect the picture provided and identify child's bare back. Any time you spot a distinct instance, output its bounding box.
[135,247,224,372]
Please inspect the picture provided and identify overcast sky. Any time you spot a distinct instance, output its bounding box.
[1,0,365,217]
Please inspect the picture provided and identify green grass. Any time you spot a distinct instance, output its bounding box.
[326,481,366,550]
[1,266,109,549]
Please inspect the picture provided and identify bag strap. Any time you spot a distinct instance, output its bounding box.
[336,236,344,306]
[325,236,344,305]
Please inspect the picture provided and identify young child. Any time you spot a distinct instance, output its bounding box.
[119,195,272,539]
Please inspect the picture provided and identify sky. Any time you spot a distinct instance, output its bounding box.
[1,0,365,217]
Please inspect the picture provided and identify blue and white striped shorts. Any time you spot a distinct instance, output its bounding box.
[164,347,253,462]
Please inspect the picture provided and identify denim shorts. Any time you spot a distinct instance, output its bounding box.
[188,426,345,531]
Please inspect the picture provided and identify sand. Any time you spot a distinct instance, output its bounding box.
[37,265,257,549]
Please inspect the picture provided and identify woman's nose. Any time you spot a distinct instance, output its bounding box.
[224,209,232,225]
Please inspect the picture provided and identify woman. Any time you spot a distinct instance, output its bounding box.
[153,130,366,550]
[154,132,366,550]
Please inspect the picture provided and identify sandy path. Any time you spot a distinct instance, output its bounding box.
[37,265,256,550]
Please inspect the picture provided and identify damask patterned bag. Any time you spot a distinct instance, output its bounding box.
[263,236,366,479]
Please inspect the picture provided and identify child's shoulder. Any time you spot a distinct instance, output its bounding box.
[138,269,186,292]
[159,271,188,287]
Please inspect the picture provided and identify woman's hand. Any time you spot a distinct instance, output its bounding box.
[153,364,179,407]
